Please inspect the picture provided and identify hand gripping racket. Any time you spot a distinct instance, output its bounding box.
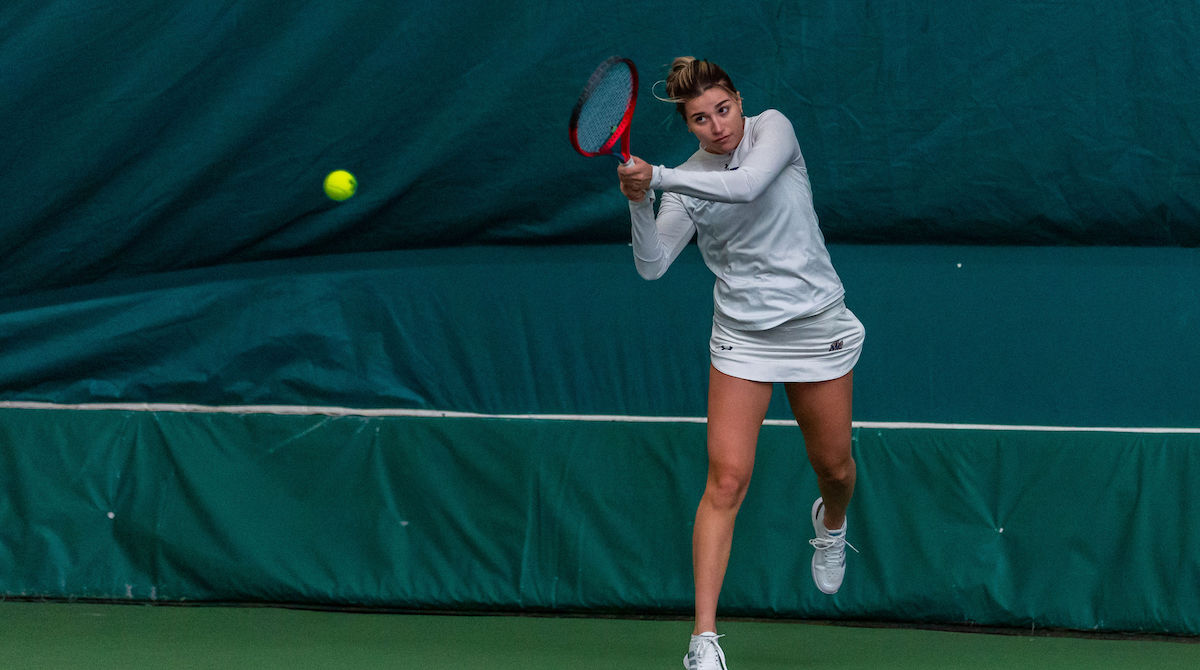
[569,56,638,166]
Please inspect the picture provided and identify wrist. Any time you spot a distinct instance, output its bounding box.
[650,165,663,190]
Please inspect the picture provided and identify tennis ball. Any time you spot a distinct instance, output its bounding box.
[323,170,357,201]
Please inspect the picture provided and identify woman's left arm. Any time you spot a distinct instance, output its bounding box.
[652,109,798,203]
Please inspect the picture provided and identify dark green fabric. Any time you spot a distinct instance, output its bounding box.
[1,245,1197,428]
[2,2,1198,297]
[2,408,1197,634]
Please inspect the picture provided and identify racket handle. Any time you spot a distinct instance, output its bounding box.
[621,156,635,168]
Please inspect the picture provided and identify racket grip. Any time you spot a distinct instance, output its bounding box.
[621,156,635,168]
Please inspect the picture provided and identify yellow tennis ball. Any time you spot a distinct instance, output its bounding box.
[323,170,357,201]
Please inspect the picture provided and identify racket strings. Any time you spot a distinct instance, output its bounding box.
[575,65,633,152]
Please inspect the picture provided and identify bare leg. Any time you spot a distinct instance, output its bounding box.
[692,365,774,635]
[784,371,856,530]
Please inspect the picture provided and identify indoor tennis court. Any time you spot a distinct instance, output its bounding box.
[2,1,1197,668]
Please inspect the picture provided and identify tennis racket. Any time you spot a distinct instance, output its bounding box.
[569,56,638,166]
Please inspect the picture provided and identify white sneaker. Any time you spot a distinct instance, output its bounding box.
[810,497,856,594]
[683,632,727,670]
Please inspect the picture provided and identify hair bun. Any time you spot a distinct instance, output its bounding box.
[662,57,737,117]
[670,56,697,73]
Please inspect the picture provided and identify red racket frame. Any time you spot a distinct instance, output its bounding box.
[568,56,639,164]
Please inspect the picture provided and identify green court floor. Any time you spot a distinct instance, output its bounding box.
[0,601,1195,669]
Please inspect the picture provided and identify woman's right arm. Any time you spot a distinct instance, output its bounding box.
[629,191,694,280]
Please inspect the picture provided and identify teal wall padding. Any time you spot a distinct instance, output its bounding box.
[2,408,1197,635]
[1,245,1196,428]
[2,2,1199,297]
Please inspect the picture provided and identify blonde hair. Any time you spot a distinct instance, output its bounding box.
[659,57,739,119]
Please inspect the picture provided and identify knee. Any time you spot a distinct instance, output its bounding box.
[704,466,752,511]
[810,450,856,486]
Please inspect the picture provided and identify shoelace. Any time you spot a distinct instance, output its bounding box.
[809,535,860,564]
[688,634,727,670]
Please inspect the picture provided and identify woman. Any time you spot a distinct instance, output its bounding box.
[617,58,864,670]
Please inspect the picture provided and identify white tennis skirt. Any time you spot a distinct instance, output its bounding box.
[710,300,865,383]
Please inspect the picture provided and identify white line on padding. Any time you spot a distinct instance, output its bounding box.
[1,401,1198,433]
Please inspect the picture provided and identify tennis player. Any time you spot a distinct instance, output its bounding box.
[617,57,864,670]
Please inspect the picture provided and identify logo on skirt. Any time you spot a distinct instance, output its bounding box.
[829,339,844,352]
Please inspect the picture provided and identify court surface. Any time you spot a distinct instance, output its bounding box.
[0,601,1196,669]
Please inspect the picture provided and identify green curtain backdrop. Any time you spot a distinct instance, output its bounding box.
[1,245,1197,427]
[2,1,1198,298]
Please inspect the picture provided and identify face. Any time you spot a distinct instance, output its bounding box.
[683,86,744,154]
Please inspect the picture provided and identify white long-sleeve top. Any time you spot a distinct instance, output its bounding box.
[629,109,845,330]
